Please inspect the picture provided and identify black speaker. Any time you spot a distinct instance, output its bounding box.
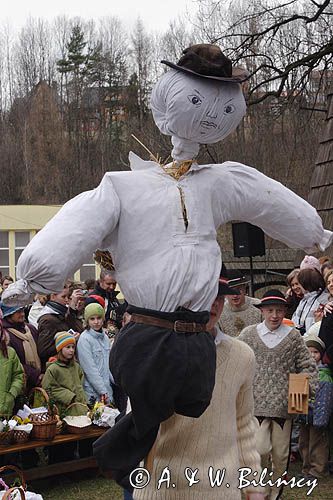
[232,222,265,258]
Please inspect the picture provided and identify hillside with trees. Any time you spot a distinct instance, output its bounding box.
[0,0,332,205]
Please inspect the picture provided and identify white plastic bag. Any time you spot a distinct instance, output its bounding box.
[93,407,120,427]
[0,491,43,500]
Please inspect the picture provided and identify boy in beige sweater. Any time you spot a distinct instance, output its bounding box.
[134,275,265,500]
[239,289,318,500]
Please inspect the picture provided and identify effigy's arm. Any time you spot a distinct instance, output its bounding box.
[219,162,332,252]
[2,173,120,306]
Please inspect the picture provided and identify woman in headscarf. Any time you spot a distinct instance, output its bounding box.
[0,303,41,390]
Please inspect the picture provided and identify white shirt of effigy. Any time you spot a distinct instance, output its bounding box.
[8,153,333,313]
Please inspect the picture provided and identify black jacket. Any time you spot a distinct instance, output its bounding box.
[92,282,122,327]
[319,312,333,367]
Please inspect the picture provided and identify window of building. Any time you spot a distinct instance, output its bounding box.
[79,255,96,283]
[0,231,9,277]
[15,232,31,267]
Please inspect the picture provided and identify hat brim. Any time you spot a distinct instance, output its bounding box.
[161,60,249,83]
[227,278,251,287]
[218,283,240,295]
[2,306,24,318]
[255,299,288,309]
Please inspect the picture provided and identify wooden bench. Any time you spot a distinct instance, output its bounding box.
[0,426,106,481]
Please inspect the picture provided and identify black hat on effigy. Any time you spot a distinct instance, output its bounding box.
[161,44,249,83]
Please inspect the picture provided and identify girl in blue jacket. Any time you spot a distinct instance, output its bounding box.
[77,303,114,404]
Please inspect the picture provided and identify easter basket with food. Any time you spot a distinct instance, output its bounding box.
[62,403,91,434]
[28,388,58,440]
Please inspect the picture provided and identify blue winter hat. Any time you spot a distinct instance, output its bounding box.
[0,302,24,318]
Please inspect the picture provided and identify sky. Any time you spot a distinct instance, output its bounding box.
[2,0,197,32]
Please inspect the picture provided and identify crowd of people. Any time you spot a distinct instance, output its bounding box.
[0,271,126,460]
[1,255,333,499]
[217,255,333,499]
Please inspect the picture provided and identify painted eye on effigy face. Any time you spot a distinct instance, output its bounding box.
[187,95,202,106]
[224,103,235,114]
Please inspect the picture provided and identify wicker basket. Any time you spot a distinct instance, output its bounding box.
[2,487,25,499]
[29,387,58,441]
[55,415,63,435]
[66,423,91,435]
[0,465,26,499]
[12,429,30,444]
[31,418,58,441]
[0,431,13,446]
[64,403,91,434]
[29,387,57,424]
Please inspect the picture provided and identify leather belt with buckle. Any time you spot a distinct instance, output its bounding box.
[130,313,207,333]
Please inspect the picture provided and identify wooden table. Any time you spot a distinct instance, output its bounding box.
[0,426,106,481]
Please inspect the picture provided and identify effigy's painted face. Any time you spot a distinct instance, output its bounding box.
[151,69,246,146]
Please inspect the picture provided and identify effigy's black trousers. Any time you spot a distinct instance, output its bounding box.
[93,305,216,490]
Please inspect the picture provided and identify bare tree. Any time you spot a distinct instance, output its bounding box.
[14,18,55,96]
[130,19,154,128]
[195,0,333,104]
[160,17,198,63]
[0,22,15,109]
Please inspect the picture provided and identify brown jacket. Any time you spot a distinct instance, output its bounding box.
[37,309,83,369]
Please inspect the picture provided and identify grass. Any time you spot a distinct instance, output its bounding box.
[30,473,123,500]
[27,461,333,500]
[281,461,332,499]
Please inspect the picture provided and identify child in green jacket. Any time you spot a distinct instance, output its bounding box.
[0,319,24,418]
[42,331,87,416]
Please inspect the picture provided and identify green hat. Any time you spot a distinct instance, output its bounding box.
[84,303,105,322]
[55,331,75,352]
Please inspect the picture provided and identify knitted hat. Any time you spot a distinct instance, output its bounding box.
[85,294,106,308]
[0,302,24,318]
[84,303,105,322]
[255,289,287,308]
[54,331,75,352]
[300,255,321,273]
[305,333,325,355]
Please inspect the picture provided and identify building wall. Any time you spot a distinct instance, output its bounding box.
[0,205,99,283]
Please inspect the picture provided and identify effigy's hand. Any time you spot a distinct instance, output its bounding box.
[1,279,35,307]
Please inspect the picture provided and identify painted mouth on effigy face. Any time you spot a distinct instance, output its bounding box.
[200,121,217,129]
